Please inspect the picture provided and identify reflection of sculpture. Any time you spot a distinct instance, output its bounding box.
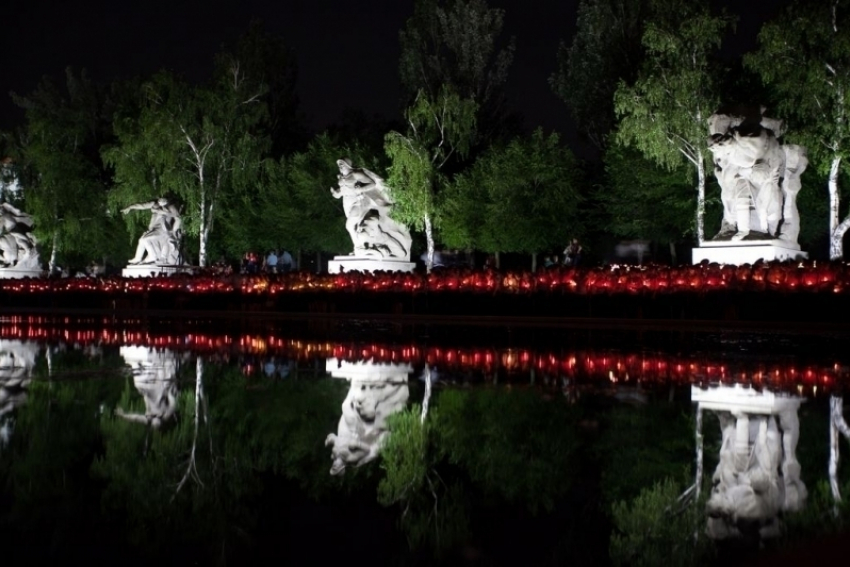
[707,110,806,244]
[692,385,806,540]
[324,358,411,475]
[331,159,412,260]
[0,203,40,270]
[117,346,179,428]
[0,340,39,450]
[122,198,183,265]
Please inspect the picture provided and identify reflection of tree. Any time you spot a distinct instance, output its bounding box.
[829,396,850,511]
[0,346,126,562]
[91,354,243,561]
[378,383,581,555]
[610,477,712,567]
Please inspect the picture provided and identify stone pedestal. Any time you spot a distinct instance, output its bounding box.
[122,265,186,278]
[327,256,415,274]
[692,240,807,265]
[0,268,43,279]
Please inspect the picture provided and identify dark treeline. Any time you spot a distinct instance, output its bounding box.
[1,0,849,273]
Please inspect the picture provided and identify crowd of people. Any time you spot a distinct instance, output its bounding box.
[238,249,295,275]
[543,238,583,269]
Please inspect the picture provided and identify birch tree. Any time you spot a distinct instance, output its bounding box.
[443,129,584,268]
[551,0,650,150]
[745,0,850,259]
[384,87,476,270]
[613,0,731,245]
[399,0,514,140]
[11,68,125,270]
[105,61,268,266]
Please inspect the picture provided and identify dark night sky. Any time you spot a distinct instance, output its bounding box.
[2,0,786,155]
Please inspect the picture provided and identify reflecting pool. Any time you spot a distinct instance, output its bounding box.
[1,315,849,566]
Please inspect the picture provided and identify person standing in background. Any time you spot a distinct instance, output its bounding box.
[564,238,582,267]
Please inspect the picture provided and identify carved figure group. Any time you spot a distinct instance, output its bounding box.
[707,109,807,244]
[331,158,412,260]
[325,360,410,475]
[116,346,179,429]
[122,198,183,265]
[0,341,38,450]
[706,408,806,540]
[0,203,40,270]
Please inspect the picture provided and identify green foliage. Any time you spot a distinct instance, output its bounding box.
[435,389,579,512]
[225,20,304,156]
[600,145,696,242]
[609,477,711,567]
[11,68,129,266]
[378,405,431,505]
[105,53,270,265]
[398,0,514,115]
[378,405,470,553]
[744,0,850,173]
[614,0,730,171]
[597,404,695,506]
[218,133,366,256]
[384,86,477,231]
[203,362,352,498]
[551,0,650,149]
[443,129,584,253]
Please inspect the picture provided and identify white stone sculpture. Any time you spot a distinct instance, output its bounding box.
[324,358,411,475]
[0,203,40,273]
[707,110,806,245]
[116,346,179,429]
[0,340,39,450]
[122,198,183,266]
[692,385,806,540]
[330,159,413,262]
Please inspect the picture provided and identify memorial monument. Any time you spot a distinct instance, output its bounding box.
[121,198,186,277]
[692,384,806,540]
[324,357,410,475]
[0,340,38,451]
[693,108,809,265]
[327,158,415,274]
[116,345,179,429]
[0,203,41,278]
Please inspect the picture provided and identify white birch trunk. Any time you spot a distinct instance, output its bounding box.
[48,231,58,275]
[199,186,208,268]
[424,213,434,273]
[829,396,843,510]
[174,356,205,498]
[421,364,432,424]
[696,149,706,246]
[531,252,538,273]
[832,215,850,261]
[829,156,844,259]
[695,406,704,502]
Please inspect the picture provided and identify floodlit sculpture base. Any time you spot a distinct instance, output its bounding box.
[122,265,186,278]
[327,256,415,274]
[0,268,42,279]
[692,240,807,265]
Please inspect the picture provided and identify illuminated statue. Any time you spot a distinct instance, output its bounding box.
[324,358,410,475]
[116,346,179,428]
[693,385,806,540]
[707,110,806,245]
[331,159,412,261]
[0,340,38,450]
[0,203,40,271]
[122,198,183,265]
